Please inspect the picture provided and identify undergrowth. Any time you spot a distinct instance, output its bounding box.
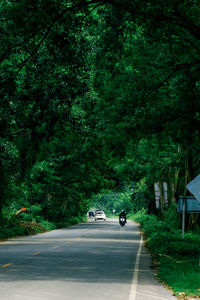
[129,207,200,298]
[0,214,86,240]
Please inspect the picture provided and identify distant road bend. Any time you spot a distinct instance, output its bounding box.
[0,219,176,300]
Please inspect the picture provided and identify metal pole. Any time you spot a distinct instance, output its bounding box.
[182,197,186,239]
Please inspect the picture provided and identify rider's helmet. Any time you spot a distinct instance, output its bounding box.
[121,210,124,213]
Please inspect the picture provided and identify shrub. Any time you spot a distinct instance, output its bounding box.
[130,208,200,258]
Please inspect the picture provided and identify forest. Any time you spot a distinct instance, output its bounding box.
[1,0,200,235]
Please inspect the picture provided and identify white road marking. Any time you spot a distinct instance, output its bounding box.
[129,235,143,300]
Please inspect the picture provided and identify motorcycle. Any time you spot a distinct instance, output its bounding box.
[119,217,126,227]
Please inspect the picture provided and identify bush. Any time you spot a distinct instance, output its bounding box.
[162,204,181,230]
[56,215,87,228]
[0,225,27,239]
[130,208,200,258]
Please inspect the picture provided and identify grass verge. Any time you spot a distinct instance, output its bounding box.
[0,216,87,241]
[129,208,200,298]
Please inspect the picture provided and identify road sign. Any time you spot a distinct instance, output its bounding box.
[178,196,200,239]
[186,174,200,202]
[177,196,200,213]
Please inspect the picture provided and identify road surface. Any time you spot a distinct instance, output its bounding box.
[0,219,176,300]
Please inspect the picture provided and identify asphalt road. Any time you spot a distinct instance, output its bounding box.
[0,219,176,300]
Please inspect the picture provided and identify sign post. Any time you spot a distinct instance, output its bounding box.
[182,197,186,239]
[178,196,200,239]
[179,175,200,240]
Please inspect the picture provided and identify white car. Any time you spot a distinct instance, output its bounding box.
[95,211,106,221]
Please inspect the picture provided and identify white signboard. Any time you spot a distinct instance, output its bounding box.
[154,183,160,209]
[186,175,200,202]
[162,182,168,205]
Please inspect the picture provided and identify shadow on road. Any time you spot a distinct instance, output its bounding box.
[0,220,140,285]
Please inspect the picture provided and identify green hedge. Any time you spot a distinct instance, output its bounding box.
[129,207,200,297]
[0,215,86,241]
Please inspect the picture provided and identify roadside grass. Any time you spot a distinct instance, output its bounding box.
[0,220,55,240]
[129,208,200,298]
[0,216,87,241]
[158,258,200,297]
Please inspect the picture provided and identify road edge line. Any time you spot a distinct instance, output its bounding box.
[129,235,143,300]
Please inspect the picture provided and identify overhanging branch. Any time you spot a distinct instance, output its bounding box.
[1,128,27,137]
[64,180,82,187]
[144,61,200,100]
[17,0,105,74]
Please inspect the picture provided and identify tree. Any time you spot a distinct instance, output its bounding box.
[1,0,200,225]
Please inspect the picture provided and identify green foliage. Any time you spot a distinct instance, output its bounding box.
[55,215,87,228]
[132,208,200,257]
[130,208,200,296]
[0,226,27,240]
[92,187,133,215]
[1,0,200,239]
[162,204,181,230]
[131,180,150,212]
[158,259,200,297]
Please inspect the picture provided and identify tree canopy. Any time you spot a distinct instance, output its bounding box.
[1,0,200,226]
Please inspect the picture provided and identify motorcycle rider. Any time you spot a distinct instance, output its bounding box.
[119,210,127,224]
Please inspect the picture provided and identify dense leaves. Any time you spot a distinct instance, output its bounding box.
[1,0,200,228]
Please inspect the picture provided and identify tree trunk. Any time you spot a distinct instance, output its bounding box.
[0,160,6,224]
